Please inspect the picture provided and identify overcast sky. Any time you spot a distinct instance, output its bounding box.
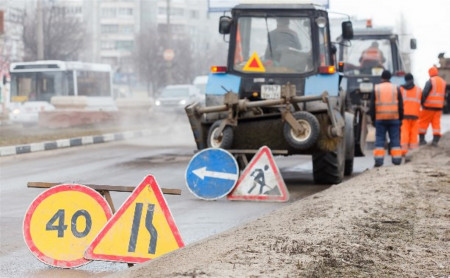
[329,0,450,86]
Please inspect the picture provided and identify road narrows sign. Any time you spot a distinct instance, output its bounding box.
[227,146,289,202]
[185,148,239,200]
[23,184,113,268]
[84,175,184,263]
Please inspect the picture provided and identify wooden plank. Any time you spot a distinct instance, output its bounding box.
[99,190,116,214]
[27,182,181,195]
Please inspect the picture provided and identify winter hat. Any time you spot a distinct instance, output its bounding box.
[428,66,438,77]
[381,70,391,80]
[405,73,414,81]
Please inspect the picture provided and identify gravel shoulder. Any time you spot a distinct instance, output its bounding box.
[109,133,450,278]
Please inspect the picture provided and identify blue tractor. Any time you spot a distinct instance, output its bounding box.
[185,3,356,184]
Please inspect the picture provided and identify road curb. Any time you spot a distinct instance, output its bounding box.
[0,129,152,157]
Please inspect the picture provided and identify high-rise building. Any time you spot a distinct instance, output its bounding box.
[0,1,26,69]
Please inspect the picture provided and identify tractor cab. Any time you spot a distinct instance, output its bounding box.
[206,4,352,108]
[337,27,415,107]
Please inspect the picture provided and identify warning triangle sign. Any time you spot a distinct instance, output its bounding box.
[243,52,266,72]
[84,175,184,263]
[228,146,289,202]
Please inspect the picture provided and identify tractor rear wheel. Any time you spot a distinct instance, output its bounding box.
[312,134,345,184]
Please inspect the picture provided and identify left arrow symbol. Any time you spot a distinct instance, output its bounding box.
[192,167,238,181]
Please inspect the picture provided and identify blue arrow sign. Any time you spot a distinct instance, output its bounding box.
[185,148,239,200]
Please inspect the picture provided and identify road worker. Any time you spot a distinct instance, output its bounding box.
[400,73,422,155]
[418,66,447,146]
[265,18,302,63]
[370,70,404,167]
[359,41,386,74]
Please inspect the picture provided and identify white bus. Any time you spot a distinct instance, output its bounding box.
[9,60,115,123]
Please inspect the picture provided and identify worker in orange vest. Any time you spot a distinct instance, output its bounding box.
[359,41,386,74]
[370,70,404,167]
[400,73,422,155]
[418,66,447,146]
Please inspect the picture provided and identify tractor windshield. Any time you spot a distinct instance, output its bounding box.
[233,16,313,74]
[341,38,393,76]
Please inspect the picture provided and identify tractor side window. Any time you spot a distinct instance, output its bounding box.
[234,16,313,74]
[318,24,330,66]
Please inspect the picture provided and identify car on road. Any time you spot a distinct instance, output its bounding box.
[155,84,204,112]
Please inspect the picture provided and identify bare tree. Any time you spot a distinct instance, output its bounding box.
[22,5,86,61]
[133,28,166,96]
[134,27,196,96]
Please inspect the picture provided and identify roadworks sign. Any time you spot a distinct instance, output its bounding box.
[242,52,266,72]
[228,146,289,202]
[84,175,184,263]
[23,184,113,268]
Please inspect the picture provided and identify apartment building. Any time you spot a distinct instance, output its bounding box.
[0,1,26,70]
[1,0,218,83]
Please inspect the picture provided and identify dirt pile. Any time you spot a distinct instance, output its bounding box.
[110,134,450,278]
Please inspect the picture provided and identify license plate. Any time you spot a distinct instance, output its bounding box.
[359,82,373,93]
[261,85,281,99]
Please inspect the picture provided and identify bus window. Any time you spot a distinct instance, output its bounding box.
[11,73,35,101]
[11,71,65,102]
[77,71,111,97]
[67,71,75,96]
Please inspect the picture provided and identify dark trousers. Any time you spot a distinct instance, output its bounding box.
[374,119,402,165]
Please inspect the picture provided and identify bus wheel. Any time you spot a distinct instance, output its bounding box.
[283,111,320,150]
[207,120,233,149]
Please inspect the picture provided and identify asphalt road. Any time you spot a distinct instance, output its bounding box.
[0,114,448,277]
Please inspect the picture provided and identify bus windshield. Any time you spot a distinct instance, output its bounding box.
[341,38,393,76]
[233,16,313,74]
[10,71,66,102]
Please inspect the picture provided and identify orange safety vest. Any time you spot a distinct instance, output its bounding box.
[424,76,446,109]
[400,85,422,117]
[361,47,383,64]
[375,82,399,120]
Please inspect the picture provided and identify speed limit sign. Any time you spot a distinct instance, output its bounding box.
[23,184,112,268]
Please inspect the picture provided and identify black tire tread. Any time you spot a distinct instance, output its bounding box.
[313,138,345,184]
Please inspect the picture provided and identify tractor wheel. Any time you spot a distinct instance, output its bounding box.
[354,107,368,156]
[283,111,320,150]
[344,112,355,176]
[443,88,450,114]
[312,134,345,184]
[207,120,233,149]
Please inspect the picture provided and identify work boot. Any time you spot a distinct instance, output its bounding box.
[419,134,427,146]
[392,157,402,165]
[431,135,440,147]
[374,159,383,167]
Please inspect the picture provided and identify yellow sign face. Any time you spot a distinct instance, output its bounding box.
[23,184,112,268]
[243,52,266,72]
[11,95,29,102]
[85,175,184,263]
